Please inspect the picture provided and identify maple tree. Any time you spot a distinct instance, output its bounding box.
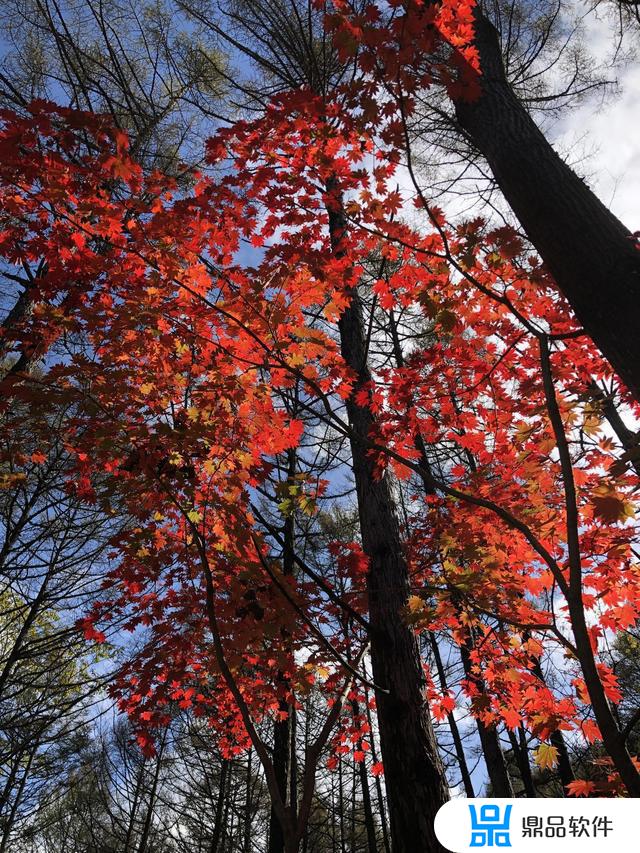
[1,1,640,847]
[0,100,394,852]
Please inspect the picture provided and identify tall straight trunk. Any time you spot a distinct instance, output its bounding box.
[302,704,311,853]
[123,760,145,853]
[210,759,229,853]
[389,312,504,799]
[458,638,514,797]
[352,700,379,853]
[549,727,575,795]
[269,701,292,853]
[350,763,357,853]
[516,727,536,796]
[506,728,535,797]
[428,633,475,797]
[290,697,298,825]
[358,760,378,853]
[331,773,338,853]
[539,336,640,795]
[269,449,296,853]
[327,188,449,853]
[225,774,240,853]
[243,750,253,853]
[220,777,232,853]
[338,760,347,853]
[452,11,640,400]
[363,683,391,853]
[137,730,166,853]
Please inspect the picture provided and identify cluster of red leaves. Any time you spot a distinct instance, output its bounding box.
[0,101,359,756]
[171,75,640,776]
[1,67,639,789]
[382,224,640,739]
[324,0,481,101]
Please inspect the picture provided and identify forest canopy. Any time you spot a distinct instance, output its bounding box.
[0,0,639,851]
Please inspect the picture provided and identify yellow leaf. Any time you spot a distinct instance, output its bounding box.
[0,472,27,489]
[533,743,558,771]
[407,595,424,614]
[537,437,556,455]
[203,459,218,475]
[515,421,537,443]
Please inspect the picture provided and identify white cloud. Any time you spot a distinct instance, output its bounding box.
[550,9,640,227]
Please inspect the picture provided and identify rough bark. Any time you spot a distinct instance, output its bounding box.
[327,189,449,853]
[453,11,640,400]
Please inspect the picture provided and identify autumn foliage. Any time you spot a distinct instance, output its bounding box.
[1,0,640,807]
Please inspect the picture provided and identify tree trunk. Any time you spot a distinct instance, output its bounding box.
[363,683,391,853]
[453,11,640,400]
[0,572,51,699]
[269,449,296,853]
[549,732,575,794]
[269,701,292,853]
[352,700,379,853]
[506,728,535,797]
[350,761,356,853]
[428,633,475,797]
[589,382,640,477]
[123,760,144,853]
[243,750,253,853]
[210,759,229,853]
[539,335,640,796]
[136,730,166,853]
[338,759,347,853]
[458,639,514,797]
[567,595,640,795]
[327,188,449,853]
